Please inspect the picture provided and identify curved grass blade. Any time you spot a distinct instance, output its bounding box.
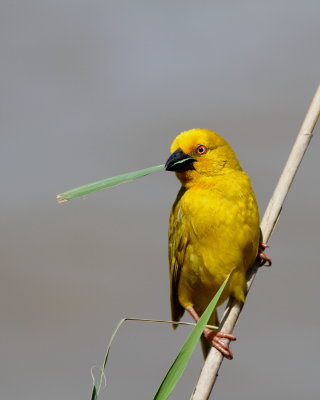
[90,317,218,400]
[91,318,126,400]
[57,164,165,203]
[153,275,231,400]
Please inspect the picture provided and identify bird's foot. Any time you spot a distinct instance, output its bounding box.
[257,242,272,266]
[204,328,236,360]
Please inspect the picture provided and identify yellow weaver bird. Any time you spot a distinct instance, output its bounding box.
[165,128,270,359]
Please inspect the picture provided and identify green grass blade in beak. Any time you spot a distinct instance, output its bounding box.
[57,164,165,203]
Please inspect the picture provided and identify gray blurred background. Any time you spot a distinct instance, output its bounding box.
[1,1,319,399]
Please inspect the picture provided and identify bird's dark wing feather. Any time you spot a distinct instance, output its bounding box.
[169,187,188,328]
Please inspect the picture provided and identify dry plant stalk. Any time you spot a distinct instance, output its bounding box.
[191,84,320,400]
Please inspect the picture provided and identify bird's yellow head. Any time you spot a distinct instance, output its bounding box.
[165,129,242,186]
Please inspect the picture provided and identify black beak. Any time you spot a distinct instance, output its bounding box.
[165,149,196,171]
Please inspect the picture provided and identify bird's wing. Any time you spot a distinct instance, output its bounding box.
[169,188,188,327]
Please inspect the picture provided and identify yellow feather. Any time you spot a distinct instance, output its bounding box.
[167,129,260,328]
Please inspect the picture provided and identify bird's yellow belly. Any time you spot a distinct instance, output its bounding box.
[177,244,248,315]
[175,190,259,314]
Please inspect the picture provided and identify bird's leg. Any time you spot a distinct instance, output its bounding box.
[257,242,272,266]
[187,306,236,360]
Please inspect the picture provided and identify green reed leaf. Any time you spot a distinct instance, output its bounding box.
[153,275,230,400]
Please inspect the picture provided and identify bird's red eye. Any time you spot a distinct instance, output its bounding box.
[196,145,207,155]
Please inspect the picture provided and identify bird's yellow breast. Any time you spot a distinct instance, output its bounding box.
[169,170,259,316]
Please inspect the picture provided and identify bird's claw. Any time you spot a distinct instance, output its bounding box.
[204,330,236,360]
[257,242,272,266]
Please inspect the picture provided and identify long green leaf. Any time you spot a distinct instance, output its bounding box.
[153,275,230,400]
[57,164,165,203]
